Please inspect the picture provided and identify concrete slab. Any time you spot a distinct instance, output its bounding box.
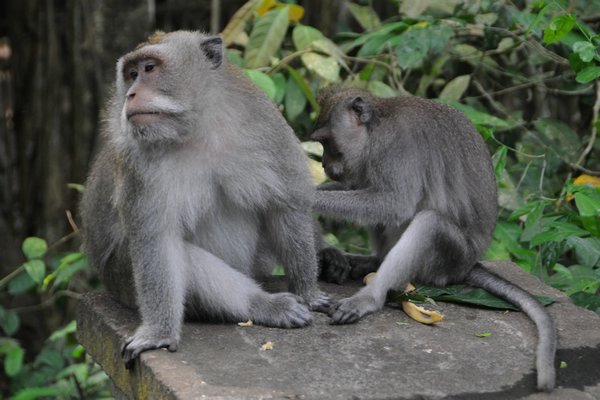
[76,261,600,399]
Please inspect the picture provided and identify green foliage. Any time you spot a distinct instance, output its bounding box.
[244,7,289,68]
[0,235,109,398]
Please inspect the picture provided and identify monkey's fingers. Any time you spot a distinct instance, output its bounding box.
[121,335,178,370]
[309,291,333,313]
[328,293,378,325]
[329,308,360,325]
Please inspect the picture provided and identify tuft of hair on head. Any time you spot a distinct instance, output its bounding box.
[315,85,345,127]
[135,31,167,49]
[315,85,373,128]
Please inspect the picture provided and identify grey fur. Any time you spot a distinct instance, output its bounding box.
[80,31,329,369]
[311,88,556,391]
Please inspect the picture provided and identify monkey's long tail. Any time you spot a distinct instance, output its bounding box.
[465,263,556,392]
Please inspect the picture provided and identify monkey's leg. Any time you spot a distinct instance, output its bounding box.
[330,210,468,324]
[265,210,332,312]
[184,243,313,329]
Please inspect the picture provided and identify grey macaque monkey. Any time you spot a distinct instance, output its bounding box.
[80,31,330,369]
[311,88,556,391]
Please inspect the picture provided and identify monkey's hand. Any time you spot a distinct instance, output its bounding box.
[121,326,179,370]
[318,247,351,284]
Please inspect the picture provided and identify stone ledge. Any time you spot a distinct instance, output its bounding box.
[76,261,600,399]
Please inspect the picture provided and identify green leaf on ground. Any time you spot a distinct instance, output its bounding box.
[389,284,554,311]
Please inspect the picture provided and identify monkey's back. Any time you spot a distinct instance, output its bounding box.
[373,96,498,254]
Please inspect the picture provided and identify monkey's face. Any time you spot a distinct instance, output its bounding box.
[113,32,224,145]
[312,94,373,185]
[311,127,346,181]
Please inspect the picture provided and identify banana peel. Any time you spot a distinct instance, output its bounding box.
[363,273,444,325]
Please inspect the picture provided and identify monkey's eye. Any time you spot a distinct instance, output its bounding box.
[144,63,155,73]
[129,69,138,80]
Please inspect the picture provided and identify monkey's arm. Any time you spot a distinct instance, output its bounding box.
[314,189,410,226]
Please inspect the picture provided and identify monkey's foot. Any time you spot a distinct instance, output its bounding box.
[121,327,179,369]
[318,247,351,284]
[250,292,312,329]
[329,290,383,324]
[306,290,333,313]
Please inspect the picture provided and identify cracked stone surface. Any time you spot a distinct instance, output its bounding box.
[76,261,600,399]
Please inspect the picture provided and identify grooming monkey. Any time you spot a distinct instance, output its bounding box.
[80,31,330,368]
[311,88,556,391]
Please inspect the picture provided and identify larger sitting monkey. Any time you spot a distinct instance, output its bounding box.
[80,31,330,368]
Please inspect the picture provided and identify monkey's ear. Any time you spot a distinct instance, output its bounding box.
[350,97,373,125]
[200,36,223,69]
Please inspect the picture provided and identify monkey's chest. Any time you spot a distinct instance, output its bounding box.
[187,194,261,274]
[151,162,264,272]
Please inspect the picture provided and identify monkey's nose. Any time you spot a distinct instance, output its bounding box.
[310,128,325,142]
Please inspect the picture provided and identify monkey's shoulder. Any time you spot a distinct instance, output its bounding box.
[380,96,464,120]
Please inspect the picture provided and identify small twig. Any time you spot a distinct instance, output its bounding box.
[46,231,79,253]
[574,80,600,168]
[342,54,398,76]
[472,79,510,118]
[546,85,594,96]
[0,265,24,289]
[525,38,570,66]
[581,15,600,23]
[268,48,313,73]
[539,159,547,194]
[482,41,526,57]
[383,42,406,94]
[466,75,559,100]
[515,160,533,194]
[491,136,546,159]
[66,209,79,233]
[457,25,570,66]
[72,373,86,400]
[11,290,82,313]
[567,163,600,176]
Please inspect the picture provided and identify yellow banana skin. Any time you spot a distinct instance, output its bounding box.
[363,273,444,325]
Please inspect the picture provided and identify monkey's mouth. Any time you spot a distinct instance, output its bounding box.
[127,111,162,125]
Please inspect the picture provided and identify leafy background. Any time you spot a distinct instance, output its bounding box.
[1,0,599,398]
